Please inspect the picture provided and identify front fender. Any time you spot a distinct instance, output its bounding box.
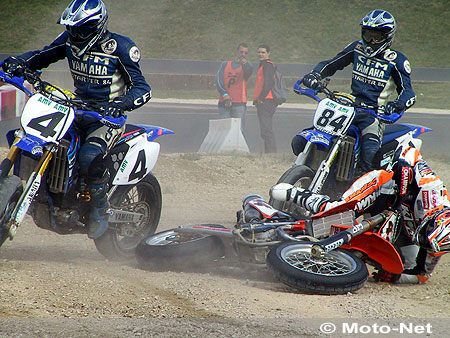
[297,129,334,149]
[12,134,46,156]
[342,232,404,274]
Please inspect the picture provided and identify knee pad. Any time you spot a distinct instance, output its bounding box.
[79,141,105,178]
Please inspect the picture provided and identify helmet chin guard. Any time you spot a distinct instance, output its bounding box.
[58,0,108,57]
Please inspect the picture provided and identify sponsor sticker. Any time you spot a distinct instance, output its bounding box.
[400,167,410,196]
[422,190,429,210]
[384,50,397,61]
[129,46,141,62]
[101,39,117,54]
[404,60,411,74]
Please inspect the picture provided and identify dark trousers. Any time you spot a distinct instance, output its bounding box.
[256,100,277,153]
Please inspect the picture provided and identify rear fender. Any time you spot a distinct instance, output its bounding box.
[135,124,174,141]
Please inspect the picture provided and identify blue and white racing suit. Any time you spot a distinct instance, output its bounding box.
[16,30,152,181]
[297,40,416,171]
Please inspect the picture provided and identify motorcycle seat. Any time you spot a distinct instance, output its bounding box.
[383,124,415,144]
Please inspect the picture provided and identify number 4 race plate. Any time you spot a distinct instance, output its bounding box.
[21,93,75,143]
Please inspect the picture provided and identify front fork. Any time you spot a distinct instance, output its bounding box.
[6,145,54,240]
[0,139,22,179]
[308,138,342,193]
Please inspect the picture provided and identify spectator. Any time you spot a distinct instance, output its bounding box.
[253,44,277,153]
[216,43,253,130]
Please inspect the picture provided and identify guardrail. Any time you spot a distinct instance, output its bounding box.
[1,54,449,82]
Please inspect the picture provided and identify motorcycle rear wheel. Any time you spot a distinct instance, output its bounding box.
[269,165,314,217]
[266,241,368,295]
[94,173,162,261]
[135,225,225,270]
[0,176,23,248]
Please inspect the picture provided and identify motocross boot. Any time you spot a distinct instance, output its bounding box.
[87,172,111,239]
[270,183,330,214]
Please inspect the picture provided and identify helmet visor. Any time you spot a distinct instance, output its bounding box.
[66,20,98,41]
[362,28,388,44]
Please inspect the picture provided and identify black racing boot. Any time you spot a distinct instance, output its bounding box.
[87,172,111,239]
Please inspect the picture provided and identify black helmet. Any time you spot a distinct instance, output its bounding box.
[58,0,108,57]
[360,10,396,57]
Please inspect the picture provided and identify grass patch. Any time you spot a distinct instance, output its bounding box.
[1,0,448,68]
[1,0,447,108]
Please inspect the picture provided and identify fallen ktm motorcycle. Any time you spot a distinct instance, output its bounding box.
[136,194,404,294]
[0,65,173,260]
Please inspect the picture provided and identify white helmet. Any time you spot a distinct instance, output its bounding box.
[58,0,108,57]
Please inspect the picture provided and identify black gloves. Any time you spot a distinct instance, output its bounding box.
[372,269,401,283]
[2,56,27,77]
[302,72,322,90]
[102,100,125,118]
[384,100,405,115]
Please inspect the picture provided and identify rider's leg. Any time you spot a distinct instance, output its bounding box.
[78,124,123,239]
[270,183,330,214]
[354,115,384,172]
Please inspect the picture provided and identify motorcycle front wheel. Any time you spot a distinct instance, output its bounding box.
[269,165,315,217]
[94,173,162,261]
[266,241,368,295]
[135,225,225,270]
[0,175,23,248]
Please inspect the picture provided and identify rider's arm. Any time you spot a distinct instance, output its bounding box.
[312,41,357,78]
[398,248,444,283]
[390,52,416,110]
[17,32,69,71]
[114,36,151,111]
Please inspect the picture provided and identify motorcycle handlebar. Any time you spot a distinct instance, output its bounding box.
[293,78,404,124]
[0,62,126,128]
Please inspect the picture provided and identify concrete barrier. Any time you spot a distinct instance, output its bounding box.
[198,118,249,153]
[0,83,31,121]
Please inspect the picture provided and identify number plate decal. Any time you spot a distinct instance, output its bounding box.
[21,93,75,143]
[313,98,355,136]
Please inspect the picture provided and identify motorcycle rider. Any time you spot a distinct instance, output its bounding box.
[1,0,151,239]
[295,10,416,172]
[271,145,450,284]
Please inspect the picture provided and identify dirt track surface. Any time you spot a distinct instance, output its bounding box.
[1,150,450,337]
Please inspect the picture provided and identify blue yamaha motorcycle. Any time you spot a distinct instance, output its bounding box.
[270,79,431,216]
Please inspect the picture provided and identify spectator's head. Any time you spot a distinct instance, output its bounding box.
[236,43,249,61]
[59,0,108,57]
[257,44,270,61]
